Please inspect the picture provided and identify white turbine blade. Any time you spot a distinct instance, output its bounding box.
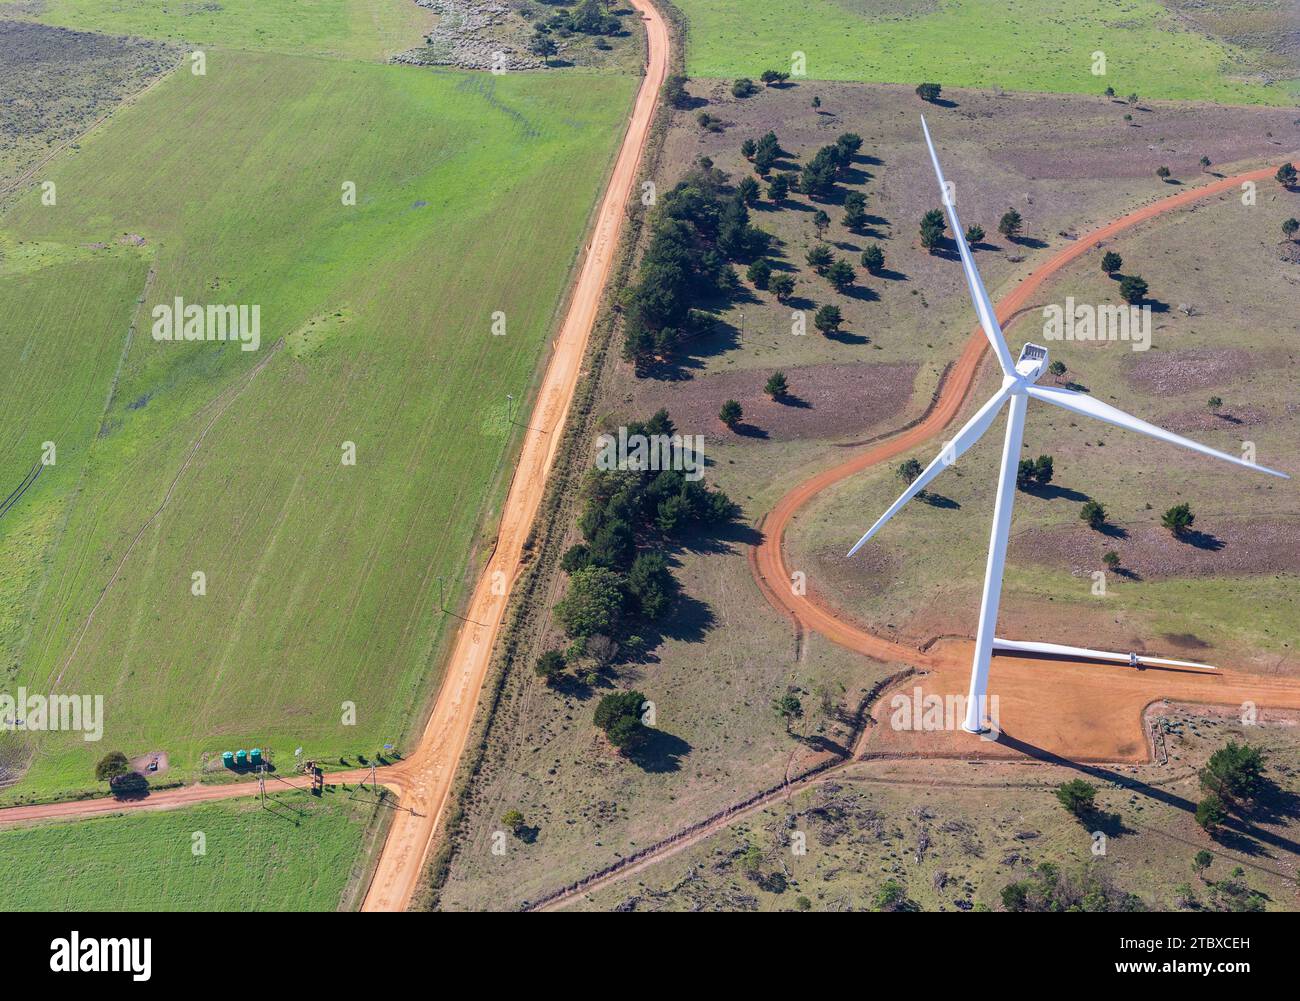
[847,384,1014,556]
[920,116,1016,376]
[1026,384,1289,479]
[993,637,1217,672]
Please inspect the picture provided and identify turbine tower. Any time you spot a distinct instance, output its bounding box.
[848,118,1290,734]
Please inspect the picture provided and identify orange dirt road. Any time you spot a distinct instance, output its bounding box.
[357,0,670,912]
[752,159,1300,761]
[0,768,384,827]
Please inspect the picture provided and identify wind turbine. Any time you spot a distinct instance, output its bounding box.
[848,117,1290,734]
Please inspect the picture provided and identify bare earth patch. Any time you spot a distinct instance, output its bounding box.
[1158,403,1273,433]
[1010,518,1300,579]
[624,361,918,442]
[1124,347,1259,395]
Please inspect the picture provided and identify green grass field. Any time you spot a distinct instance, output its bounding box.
[0,51,635,799]
[0,791,378,910]
[9,0,432,62]
[674,0,1297,104]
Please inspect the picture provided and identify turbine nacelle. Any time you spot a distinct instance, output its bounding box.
[1014,343,1048,384]
[1013,343,1045,382]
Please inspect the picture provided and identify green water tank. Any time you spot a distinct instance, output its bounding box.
[222,751,234,768]
[236,749,248,767]
[250,748,262,767]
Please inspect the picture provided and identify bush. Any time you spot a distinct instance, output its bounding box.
[1055,779,1097,817]
[720,399,743,428]
[731,77,758,98]
[1080,499,1107,530]
[1195,794,1226,832]
[1200,741,1265,804]
[813,304,842,334]
[920,208,946,251]
[770,273,796,302]
[1161,502,1194,536]
[534,649,566,683]
[861,244,885,274]
[746,258,772,289]
[998,208,1023,240]
[662,74,689,108]
[95,751,130,784]
[915,82,941,102]
[1119,274,1148,305]
[1100,250,1122,275]
[593,690,650,751]
[555,566,625,638]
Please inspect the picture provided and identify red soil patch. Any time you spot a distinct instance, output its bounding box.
[862,638,1300,763]
[1010,518,1300,579]
[625,361,918,442]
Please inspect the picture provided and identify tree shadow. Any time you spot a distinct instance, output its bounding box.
[110,773,151,800]
[626,728,691,772]
[728,421,769,439]
[1097,522,1129,540]
[842,284,880,303]
[1012,235,1049,250]
[921,492,959,509]
[824,327,869,344]
[1176,529,1224,551]
[874,267,908,282]
[776,393,812,409]
[1023,483,1090,503]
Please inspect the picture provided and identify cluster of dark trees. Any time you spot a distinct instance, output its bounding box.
[800,132,863,200]
[532,0,620,37]
[1016,454,1053,490]
[1002,862,1146,912]
[623,166,768,366]
[537,410,739,683]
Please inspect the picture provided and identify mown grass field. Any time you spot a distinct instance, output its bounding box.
[9,0,432,62]
[0,52,636,799]
[674,0,1297,104]
[0,791,378,910]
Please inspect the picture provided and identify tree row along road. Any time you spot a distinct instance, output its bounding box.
[0,0,670,914]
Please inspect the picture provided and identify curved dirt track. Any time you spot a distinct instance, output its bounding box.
[752,159,1300,759]
[532,159,1300,911]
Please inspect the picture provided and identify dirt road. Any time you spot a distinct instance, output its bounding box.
[752,159,1300,757]
[357,0,671,912]
[0,767,385,827]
